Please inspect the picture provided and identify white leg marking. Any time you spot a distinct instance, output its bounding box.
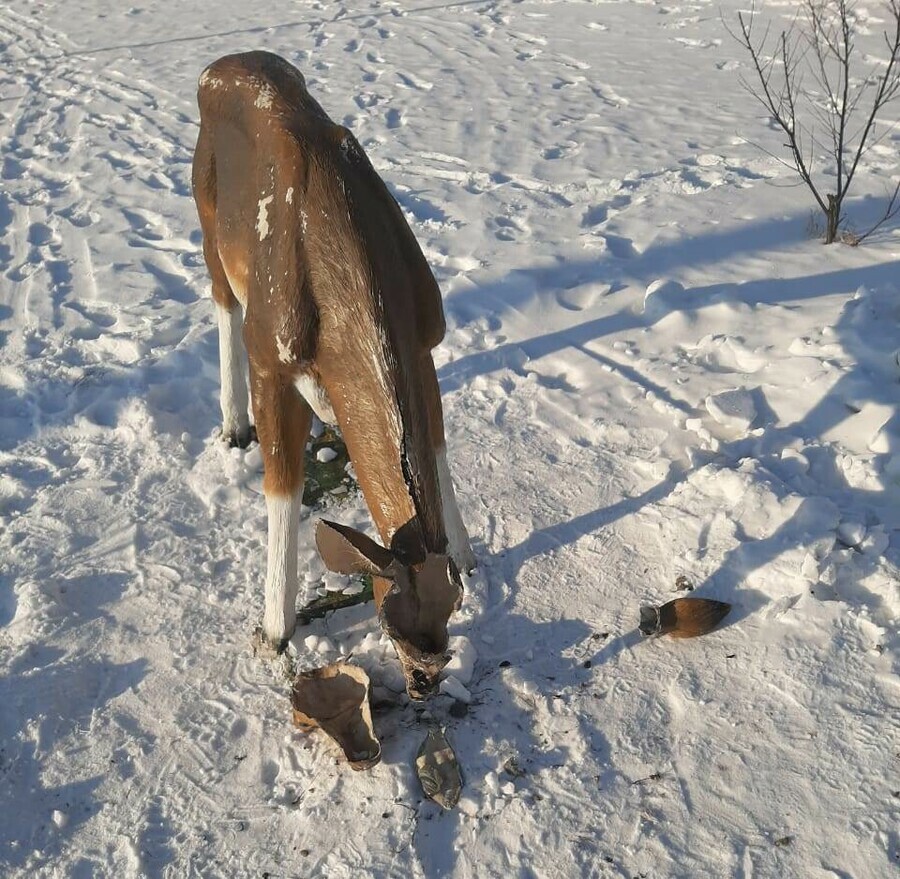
[436,445,475,573]
[216,304,250,441]
[263,491,302,643]
[295,373,337,425]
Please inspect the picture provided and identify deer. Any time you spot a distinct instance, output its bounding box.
[191,51,475,700]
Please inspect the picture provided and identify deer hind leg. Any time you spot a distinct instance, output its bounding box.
[193,132,252,448]
[215,296,253,449]
[422,354,476,574]
[206,242,252,448]
[252,367,313,649]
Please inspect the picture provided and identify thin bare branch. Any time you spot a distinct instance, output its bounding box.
[739,133,814,174]
[730,0,900,243]
[858,115,900,155]
[852,178,900,242]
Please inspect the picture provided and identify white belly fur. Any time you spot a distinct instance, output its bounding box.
[295,373,337,424]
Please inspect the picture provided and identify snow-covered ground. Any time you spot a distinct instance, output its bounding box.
[1,0,898,876]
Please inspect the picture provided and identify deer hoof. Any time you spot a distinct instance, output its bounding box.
[251,626,290,659]
[225,424,257,449]
[452,545,476,577]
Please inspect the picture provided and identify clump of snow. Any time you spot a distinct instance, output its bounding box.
[439,674,471,703]
[860,525,889,557]
[316,447,338,463]
[642,277,684,316]
[443,635,476,685]
[779,446,810,476]
[868,411,898,454]
[254,83,276,110]
[323,571,349,592]
[836,520,866,547]
[341,579,366,596]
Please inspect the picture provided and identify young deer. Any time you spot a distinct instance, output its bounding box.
[192,51,475,698]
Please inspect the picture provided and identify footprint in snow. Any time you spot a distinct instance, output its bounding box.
[555,283,608,312]
[396,71,433,91]
[673,36,721,49]
[141,260,200,305]
[492,215,528,242]
[99,149,136,171]
[2,156,25,180]
[63,301,116,329]
[603,234,638,259]
[581,194,630,228]
[590,83,629,107]
[552,76,585,90]
[541,141,581,160]
[27,222,55,246]
[122,207,167,242]
[354,92,382,110]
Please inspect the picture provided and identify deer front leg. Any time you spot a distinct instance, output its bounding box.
[435,445,475,575]
[422,356,476,573]
[252,369,313,650]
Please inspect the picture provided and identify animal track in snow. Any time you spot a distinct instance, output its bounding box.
[555,283,608,313]
[541,140,581,160]
[672,36,722,49]
[396,71,433,91]
[490,213,530,241]
[385,107,404,129]
[122,207,166,242]
[589,83,630,107]
[354,91,383,110]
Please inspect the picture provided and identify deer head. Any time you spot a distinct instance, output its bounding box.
[316,519,462,700]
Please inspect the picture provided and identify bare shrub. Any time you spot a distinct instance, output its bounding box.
[732,0,900,243]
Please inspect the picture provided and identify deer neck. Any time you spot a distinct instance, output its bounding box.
[317,306,445,562]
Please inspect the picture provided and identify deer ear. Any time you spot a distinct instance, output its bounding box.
[316,519,395,577]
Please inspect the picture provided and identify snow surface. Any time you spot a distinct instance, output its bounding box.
[1,0,898,877]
